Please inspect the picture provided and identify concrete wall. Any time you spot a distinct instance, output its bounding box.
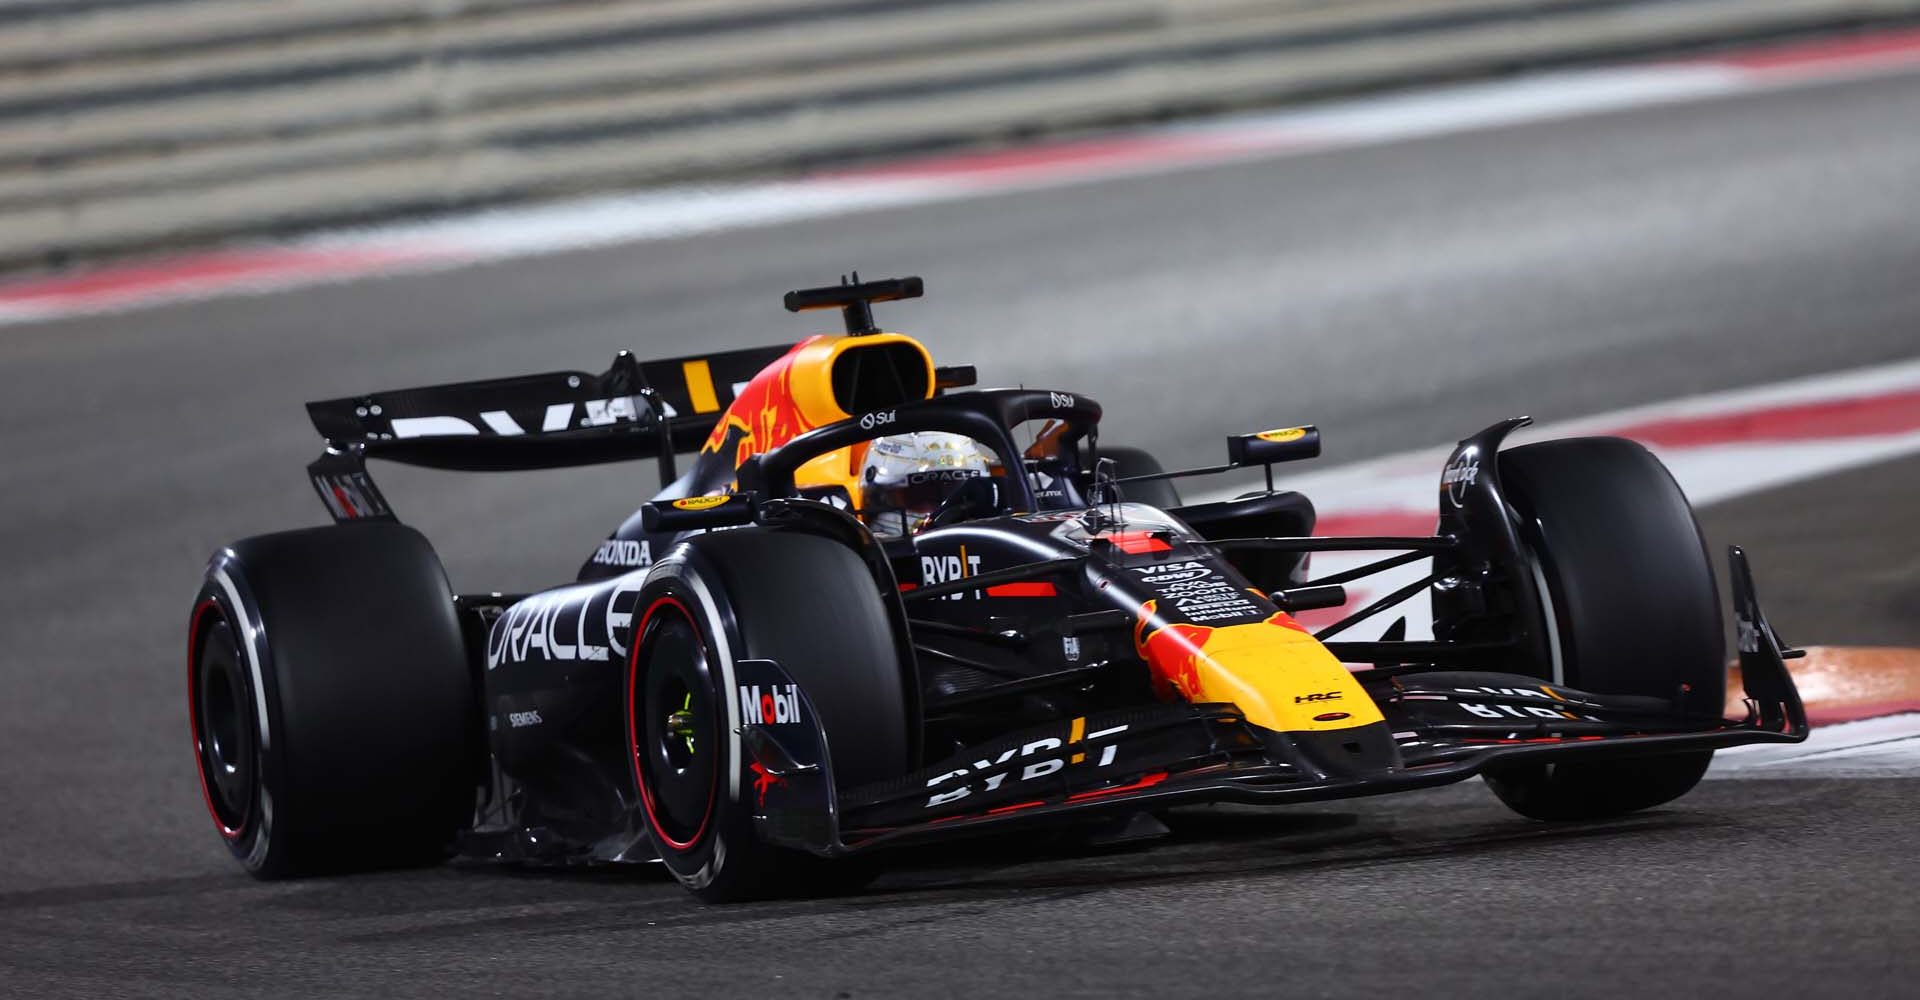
[4,0,1916,265]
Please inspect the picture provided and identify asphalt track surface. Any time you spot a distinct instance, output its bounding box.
[2,66,1919,998]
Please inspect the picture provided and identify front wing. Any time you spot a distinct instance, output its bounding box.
[738,547,1808,856]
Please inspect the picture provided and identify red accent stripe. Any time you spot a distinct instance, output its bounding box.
[1100,530,1173,554]
[986,582,1059,598]
[1467,735,1611,744]
[0,247,437,308]
[1713,27,1920,72]
[1065,771,1170,802]
[627,595,718,853]
[817,133,1249,184]
[1312,510,1436,537]
[1808,701,1920,726]
[187,599,245,842]
[1602,387,1920,449]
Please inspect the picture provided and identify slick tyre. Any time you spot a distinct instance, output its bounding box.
[1482,437,1721,821]
[627,530,909,902]
[188,523,476,877]
[1105,446,1181,509]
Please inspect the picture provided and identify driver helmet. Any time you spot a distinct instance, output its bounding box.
[859,431,993,537]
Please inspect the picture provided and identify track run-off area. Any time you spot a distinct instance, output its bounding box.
[1,28,1918,999]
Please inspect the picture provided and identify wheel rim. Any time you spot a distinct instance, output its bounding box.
[631,599,718,851]
[190,608,255,839]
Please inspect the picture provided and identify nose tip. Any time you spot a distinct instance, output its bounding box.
[1262,723,1401,780]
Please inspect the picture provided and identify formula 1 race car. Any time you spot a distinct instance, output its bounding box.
[187,275,1808,900]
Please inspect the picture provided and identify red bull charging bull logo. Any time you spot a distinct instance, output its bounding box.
[1132,600,1380,733]
[702,337,825,468]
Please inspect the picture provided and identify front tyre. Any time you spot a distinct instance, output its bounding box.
[628,530,909,902]
[1482,752,1714,822]
[1482,437,1723,822]
[1104,445,1181,509]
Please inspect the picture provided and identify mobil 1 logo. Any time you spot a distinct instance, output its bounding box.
[739,682,805,727]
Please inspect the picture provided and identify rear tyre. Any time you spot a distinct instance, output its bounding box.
[1104,445,1181,509]
[1481,437,1722,821]
[628,530,909,902]
[188,523,476,877]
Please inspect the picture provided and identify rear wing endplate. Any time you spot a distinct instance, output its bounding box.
[304,343,789,522]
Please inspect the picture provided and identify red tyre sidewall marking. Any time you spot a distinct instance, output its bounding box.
[627,595,719,853]
[187,599,245,841]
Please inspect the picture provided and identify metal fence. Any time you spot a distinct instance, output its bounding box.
[3,0,1916,266]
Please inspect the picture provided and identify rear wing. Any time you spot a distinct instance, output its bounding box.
[305,344,790,522]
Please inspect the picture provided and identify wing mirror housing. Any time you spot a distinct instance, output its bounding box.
[1227,425,1321,467]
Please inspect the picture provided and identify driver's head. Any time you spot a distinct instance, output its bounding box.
[859,431,992,538]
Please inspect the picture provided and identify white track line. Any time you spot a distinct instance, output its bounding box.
[4,30,1920,324]
[1225,358,1920,643]
[1713,713,1920,777]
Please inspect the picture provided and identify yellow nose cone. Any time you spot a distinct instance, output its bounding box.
[1135,606,1384,733]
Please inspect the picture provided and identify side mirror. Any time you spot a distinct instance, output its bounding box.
[641,492,757,533]
[1228,425,1321,467]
